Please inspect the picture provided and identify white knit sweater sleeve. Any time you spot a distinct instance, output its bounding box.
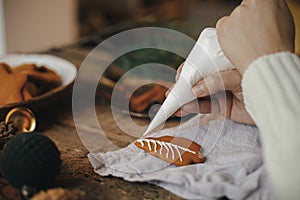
[242,52,300,199]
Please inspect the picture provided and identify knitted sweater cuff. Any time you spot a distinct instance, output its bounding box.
[242,52,300,134]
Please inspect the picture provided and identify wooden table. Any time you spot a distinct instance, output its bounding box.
[1,1,241,196]
[0,32,183,200]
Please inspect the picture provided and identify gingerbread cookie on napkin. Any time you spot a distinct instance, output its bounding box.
[135,136,206,166]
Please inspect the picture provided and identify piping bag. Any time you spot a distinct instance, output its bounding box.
[144,28,234,135]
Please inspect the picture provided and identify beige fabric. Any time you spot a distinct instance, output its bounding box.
[242,52,300,199]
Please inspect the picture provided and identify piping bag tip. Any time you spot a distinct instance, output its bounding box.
[143,84,194,136]
[143,131,149,136]
[142,112,166,136]
[142,28,234,136]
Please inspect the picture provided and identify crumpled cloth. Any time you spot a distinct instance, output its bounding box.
[88,115,274,200]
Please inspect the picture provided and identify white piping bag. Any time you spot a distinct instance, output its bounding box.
[144,28,234,135]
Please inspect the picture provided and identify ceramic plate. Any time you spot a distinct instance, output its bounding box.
[0,54,77,119]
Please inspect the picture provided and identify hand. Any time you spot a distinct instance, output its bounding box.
[216,0,295,74]
[167,67,255,125]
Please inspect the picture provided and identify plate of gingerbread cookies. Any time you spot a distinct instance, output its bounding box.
[0,54,77,119]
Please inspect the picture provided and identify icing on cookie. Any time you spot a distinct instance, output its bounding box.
[136,138,196,162]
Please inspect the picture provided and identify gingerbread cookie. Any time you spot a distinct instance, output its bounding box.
[0,63,28,105]
[130,84,167,112]
[0,63,62,105]
[12,63,36,72]
[14,64,61,85]
[13,64,61,95]
[135,136,205,166]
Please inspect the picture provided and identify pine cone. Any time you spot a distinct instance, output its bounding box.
[0,121,18,150]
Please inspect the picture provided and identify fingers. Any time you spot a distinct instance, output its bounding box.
[239,0,255,7]
[175,62,184,81]
[167,69,241,118]
[165,84,174,97]
[167,69,242,98]
[240,0,246,6]
[165,89,169,97]
[192,70,241,97]
[174,99,212,117]
[216,17,228,45]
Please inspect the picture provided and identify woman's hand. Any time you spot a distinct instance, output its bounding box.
[167,67,255,125]
[216,0,295,74]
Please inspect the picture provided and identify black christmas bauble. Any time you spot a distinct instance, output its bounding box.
[0,132,61,189]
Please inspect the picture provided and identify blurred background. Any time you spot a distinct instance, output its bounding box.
[0,0,299,54]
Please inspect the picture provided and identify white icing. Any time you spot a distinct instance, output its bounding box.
[166,143,175,160]
[162,142,169,158]
[152,140,157,152]
[147,140,152,151]
[137,139,144,147]
[158,141,163,155]
[174,145,182,161]
[136,138,197,162]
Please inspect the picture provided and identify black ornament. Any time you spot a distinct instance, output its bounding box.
[0,132,61,189]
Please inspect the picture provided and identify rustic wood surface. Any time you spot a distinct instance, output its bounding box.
[0,45,183,200]
[0,1,240,196]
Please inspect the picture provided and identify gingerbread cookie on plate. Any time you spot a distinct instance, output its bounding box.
[0,63,28,105]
